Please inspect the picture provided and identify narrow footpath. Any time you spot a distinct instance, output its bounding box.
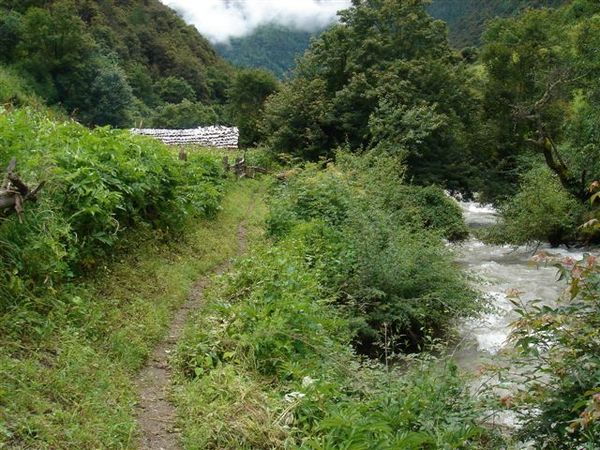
[134,187,256,450]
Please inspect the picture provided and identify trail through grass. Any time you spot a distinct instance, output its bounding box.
[0,178,268,449]
[135,179,265,449]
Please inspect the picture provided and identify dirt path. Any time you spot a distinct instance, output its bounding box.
[135,222,248,450]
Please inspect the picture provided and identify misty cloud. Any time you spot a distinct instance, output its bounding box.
[160,0,351,43]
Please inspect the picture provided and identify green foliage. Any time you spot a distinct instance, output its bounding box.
[504,256,600,448]
[154,76,196,104]
[0,9,23,62]
[215,23,322,79]
[0,180,261,449]
[262,77,332,160]
[227,68,279,147]
[152,99,220,129]
[300,361,490,449]
[86,59,134,127]
[0,0,233,127]
[0,108,224,320]
[480,0,600,203]
[0,66,41,108]
[172,156,494,448]
[262,0,481,192]
[488,166,581,245]
[267,153,476,354]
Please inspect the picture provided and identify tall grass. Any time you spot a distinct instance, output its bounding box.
[0,108,224,328]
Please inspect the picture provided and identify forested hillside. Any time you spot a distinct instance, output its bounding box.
[429,0,568,47]
[215,24,320,79]
[0,0,232,127]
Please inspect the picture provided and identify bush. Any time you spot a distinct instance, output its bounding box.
[0,66,41,108]
[266,153,477,355]
[152,99,220,128]
[0,108,224,317]
[505,255,600,448]
[490,166,581,245]
[266,163,351,237]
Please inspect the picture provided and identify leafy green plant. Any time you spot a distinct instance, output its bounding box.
[488,166,581,245]
[505,255,600,448]
[0,107,224,318]
[266,153,476,355]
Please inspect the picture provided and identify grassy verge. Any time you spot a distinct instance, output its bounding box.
[0,178,268,449]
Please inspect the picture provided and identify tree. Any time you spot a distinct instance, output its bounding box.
[87,60,134,127]
[154,76,196,104]
[0,10,23,62]
[481,0,600,202]
[152,99,218,129]
[262,0,480,191]
[227,68,279,147]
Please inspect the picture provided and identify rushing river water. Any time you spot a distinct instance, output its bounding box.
[452,201,591,373]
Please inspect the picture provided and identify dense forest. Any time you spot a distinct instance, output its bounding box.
[428,0,568,47]
[1,0,600,448]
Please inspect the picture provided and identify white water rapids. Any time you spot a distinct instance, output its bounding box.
[452,201,591,372]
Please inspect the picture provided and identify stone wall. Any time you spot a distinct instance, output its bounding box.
[131,126,239,149]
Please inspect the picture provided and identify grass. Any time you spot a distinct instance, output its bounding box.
[0,177,269,449]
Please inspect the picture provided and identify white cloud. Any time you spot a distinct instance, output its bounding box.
[160,0,351,43]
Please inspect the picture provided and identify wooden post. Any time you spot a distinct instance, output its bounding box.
[178,147,187,161]
[233,157,245,178]
[222,156,230,173]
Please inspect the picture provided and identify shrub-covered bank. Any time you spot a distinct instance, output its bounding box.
[173,154,499,448]
[0,108,223,329]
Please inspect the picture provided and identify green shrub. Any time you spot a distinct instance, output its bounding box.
[344,214,477,353]
[266,163,352,238]
[505,255,600,447]
[0,107,224,317]
[392,185,470,241]
[265,153,477,356]
[152,100,220,129]
[0,65,40,108]
[300,360,491,449]
[489,166,581,245]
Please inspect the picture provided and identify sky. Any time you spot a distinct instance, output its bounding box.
[159,0,352,43]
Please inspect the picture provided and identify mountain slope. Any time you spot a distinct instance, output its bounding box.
[215,23,322,78]
[0,0,232,126]
[428,0,568,47]
[213,0,569,78]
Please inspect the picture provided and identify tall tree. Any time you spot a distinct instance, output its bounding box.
[263,0,480,191]
[227,68,279,147]
[481,0,600,201]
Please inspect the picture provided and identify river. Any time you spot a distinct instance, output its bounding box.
[452,201,591,376]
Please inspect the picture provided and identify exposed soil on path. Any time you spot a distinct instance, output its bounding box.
[135,222,248,450]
